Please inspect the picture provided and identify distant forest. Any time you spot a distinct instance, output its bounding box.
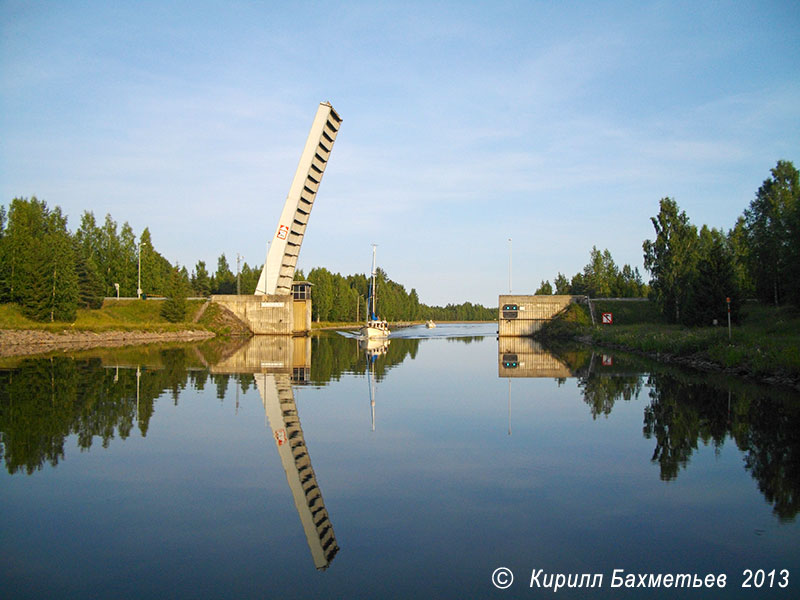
[1,160,797,324]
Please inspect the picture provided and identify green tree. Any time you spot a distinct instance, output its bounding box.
[583,246,617,297]
[138,227,173,296]
[191,260,212,296]
[212,254,236,294]
[744,160,799,305]
[73,238,105,309]
[161,266,188,322]
[74,211,102,264]
[2,198,78,321]
[569,272,587,295]
[683,226,740,326]
[614,264,647,298]
[3,198,46,303]
[308,267,334,321]
[554,272,570,295]
[535,280,553,295]
[0,205,8,301]
[239,262,261,295]
[28,211,78,322]
[643,197,698,323]
[728,216,754,299]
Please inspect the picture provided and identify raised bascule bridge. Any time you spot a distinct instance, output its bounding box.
[212,102,341,335]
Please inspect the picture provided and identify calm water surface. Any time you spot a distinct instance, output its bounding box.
[1,323,798,599]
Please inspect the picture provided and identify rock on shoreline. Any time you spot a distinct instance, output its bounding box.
[0,329,216,358]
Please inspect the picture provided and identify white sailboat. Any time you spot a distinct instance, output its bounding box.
[360,245,390,339]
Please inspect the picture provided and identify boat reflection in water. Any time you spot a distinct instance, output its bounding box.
[359,337,390,431]
[210,336,338,570]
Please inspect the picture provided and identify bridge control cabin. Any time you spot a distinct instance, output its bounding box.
[498,294,582,337]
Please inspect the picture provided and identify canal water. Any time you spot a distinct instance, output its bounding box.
[1,324,798,599]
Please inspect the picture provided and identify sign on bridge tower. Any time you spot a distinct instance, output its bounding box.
[255,102,342,296]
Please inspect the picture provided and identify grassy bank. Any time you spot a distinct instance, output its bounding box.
[0,299,232,334]
[541,300,800,386]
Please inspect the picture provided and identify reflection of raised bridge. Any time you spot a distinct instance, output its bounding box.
[210,336,338,570]
[256,372,338,570]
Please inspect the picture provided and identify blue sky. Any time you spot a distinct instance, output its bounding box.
[2,1,798,306]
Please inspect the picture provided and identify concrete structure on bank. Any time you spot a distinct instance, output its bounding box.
[213,102,341,335]
[211,281,312,335]
[498,294,583,337]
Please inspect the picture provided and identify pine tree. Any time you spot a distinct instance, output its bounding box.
[191,260,212,296]
[213,254,236,294]
[161,267,188,323]
[0,205,8,301]
[23,206,78,322]
[74,238,105,309]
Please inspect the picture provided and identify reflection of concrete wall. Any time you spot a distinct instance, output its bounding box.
[212,295,311,335]
[498,337,573,378]
[498,295,581,337]
[209,335,311,376]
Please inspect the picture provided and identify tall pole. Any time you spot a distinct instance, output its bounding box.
[137,241,142,299]
[508,238,512,294]
[236,253,241,296]
[726,297,731,340]
[370,244,378,320]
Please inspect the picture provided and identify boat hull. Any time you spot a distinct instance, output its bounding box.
[361,322,389,339]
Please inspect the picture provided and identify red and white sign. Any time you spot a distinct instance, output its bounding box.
[275,428,287,447]
[602,355,613,366]
[601,312,613,324]
[276,224,289,240]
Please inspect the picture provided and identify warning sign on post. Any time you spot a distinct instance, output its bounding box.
[276,224,289,240]
[602,313,613,324]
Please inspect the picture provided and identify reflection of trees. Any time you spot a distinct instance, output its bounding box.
[578,375,642,419]
[642,375,719,480]
[447,336,484,345]
[0,350,205,475]
[557,338,800,521]
[642,371,800,521]
[309,334,420,385]
[737,394,800,522]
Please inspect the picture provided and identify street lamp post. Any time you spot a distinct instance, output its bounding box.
[137,242,142,299]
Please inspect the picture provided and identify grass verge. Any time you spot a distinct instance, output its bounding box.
[0,300,209,332]
[539,301,800,385]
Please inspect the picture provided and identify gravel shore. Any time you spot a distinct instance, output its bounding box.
[0,329,215,357]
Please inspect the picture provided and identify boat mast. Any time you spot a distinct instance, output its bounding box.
[370,244,378,321]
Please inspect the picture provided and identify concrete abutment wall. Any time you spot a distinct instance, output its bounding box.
[211,295,311,335]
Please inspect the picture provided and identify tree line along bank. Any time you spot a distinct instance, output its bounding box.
[0,201,495,324]
[1,160,797,327]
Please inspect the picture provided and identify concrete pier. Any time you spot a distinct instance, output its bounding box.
[498,295,582,337]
